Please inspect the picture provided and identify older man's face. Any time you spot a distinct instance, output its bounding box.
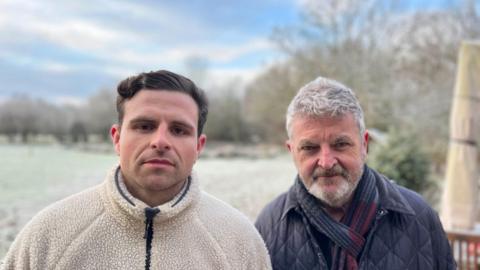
[286,113,368,208]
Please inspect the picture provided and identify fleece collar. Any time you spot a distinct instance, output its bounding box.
[104,165,200,225]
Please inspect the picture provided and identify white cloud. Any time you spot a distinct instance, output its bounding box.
[41,61,76,73]
[0,0,276,73]
[166,39,275,63]
[2,36,277,82]
[52,96,87,107]
[0,0,211,54]
[0,0,289,99]
[207,68,257,89]
[107,37,275,68]
[1,12,145,54]
[31,20,129,51]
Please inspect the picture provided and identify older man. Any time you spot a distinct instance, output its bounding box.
[2,70,271,270]
[255,77,455,270]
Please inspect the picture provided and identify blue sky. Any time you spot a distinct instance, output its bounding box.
[0,0,302,104]
[0,0,470,104]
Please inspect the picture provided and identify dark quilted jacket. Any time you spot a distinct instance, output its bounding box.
[255,168,456,270]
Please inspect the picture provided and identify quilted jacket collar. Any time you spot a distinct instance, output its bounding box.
[281,165,415,220]
[369,167,415,215]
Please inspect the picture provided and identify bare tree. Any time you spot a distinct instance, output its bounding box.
[84,89,117,142]
[245,0,479,167]
[244,64,308,143]
[0,105,19,143]
[246,0,398,141]
[0,96,43,143]
[205,80,251,142]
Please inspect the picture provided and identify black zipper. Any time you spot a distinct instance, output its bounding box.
[144,207,160,270]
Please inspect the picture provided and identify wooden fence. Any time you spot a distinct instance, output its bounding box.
[447,230,480,269]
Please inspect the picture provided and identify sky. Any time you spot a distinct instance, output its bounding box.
[0,0,302,105]
[0,0,468,105]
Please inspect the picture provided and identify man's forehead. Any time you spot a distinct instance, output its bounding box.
[297,134,352,144]
[291,113,355,128]
[122,91,198,123]
[294,112,352,121]
[125,90,196,110]
[290,113,359,138]
[124,109,196,125]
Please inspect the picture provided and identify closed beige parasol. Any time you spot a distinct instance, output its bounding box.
[442,41,480,230]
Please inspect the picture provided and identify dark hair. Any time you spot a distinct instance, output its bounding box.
[116,70,208,135]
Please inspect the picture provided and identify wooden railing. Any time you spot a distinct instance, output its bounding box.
[447,230,480,270]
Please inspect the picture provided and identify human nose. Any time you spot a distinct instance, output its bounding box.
[150,126,171,151]
[316,147,337,169]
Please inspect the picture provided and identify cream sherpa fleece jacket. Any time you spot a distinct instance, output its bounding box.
[1,166,272,270]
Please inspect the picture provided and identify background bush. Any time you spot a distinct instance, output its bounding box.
[368,128,433,195]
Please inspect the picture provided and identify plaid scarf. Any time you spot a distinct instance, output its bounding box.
[296,166,379,270]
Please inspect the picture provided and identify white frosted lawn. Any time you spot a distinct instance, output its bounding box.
[0,144,296,258]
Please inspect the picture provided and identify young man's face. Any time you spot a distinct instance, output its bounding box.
[286,113,368,208]
[111,90,206,206]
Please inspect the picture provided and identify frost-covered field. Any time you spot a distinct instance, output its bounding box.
[0,144,296,258]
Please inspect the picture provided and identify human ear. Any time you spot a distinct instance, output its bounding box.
[110,124,121,155]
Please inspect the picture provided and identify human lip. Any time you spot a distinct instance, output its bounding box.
[143,158,174,167]
[313,166,346,180]
[315,172,341,178]
[313,175,340,182]
[312,173,344,184]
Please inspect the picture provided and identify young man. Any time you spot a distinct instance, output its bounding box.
[2,70,271,270]
[255,77,455,270]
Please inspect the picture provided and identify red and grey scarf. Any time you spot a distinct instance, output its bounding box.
[296,166,379,270]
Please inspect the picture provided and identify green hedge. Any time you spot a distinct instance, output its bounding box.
[368,129,432,194]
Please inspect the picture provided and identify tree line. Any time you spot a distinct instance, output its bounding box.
[0,0,478,170]
[0,90,116,144]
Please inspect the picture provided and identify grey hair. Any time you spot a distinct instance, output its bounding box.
[286,76,365,138]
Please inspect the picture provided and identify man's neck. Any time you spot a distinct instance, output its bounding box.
[135,187,183,207]
[122,175,187,207]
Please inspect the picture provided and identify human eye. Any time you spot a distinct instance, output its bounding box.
[170,125,190,136]
[299,144,319,152]
[333,139,351,150]
[132,121,156,133]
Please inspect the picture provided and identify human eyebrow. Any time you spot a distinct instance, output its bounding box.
[332,136,354,148]
[297,140,319,151]
[127,117,157,132]
[170,121,195,134]
[128,117,156,126]
[335,135,353,143]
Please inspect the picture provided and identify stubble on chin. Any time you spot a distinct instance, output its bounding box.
[311,165,365,208]
[308,180,351,208]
